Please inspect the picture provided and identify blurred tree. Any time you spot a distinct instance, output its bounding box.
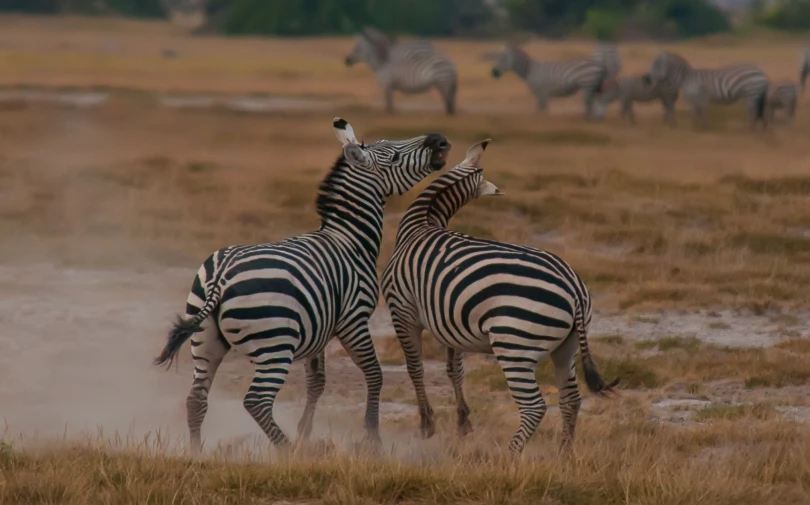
[754,0,810,31]
[0,0,60,13]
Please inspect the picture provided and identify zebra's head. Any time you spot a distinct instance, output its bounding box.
[333,117,451,196]
[345,27,390,67]
[453,140,502,199]
[648,51,687,87]
[490,44,526,79]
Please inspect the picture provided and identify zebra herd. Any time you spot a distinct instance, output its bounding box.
[343,27,807,130]
[154,117,618,456]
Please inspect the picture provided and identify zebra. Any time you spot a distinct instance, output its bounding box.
[345,27,458,116]
[381,140,619,455]
[488,44,614,120]
[645,51,769,130]
[593,42,622,80]
[764,80,799,125]
[593,73,679,126]
[153,118,451,453]
[801,46,809,92]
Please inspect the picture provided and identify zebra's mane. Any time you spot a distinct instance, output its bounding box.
[422,168,482,227]
[315,155,352,227]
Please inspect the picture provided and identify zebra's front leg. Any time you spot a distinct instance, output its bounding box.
[338,325,383,445]
[186,323,229,454]
[395,322,435,438]
[582,89,597,120]
[296,350,326,443]
[445,346,472,436]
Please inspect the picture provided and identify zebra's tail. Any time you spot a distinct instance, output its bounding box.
[153,283,222,369]
[801,60,808,94]
[574,300,620,397]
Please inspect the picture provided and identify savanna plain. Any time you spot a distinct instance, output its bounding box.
[3,14,810,505]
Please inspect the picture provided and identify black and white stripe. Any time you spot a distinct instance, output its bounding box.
[593,42,622,80]
[594,73,679,126]
[154,118,451,453]
[381,141,618,455]
[646,51,768,130]
[345,27,458,115]
[765,80,798,124]
[489,44,613,119]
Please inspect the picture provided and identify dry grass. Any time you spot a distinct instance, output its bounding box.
[3,15,810,504]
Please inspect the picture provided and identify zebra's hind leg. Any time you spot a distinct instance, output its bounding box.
[662,96,677,127]
[338,324,383,446]
[242,342,296,451]
[395,323,435,439]
[490,328,548,455]
[186,321,230,454]
[445,346,472,436]
[296,350,326,443]
[550,331,581,452]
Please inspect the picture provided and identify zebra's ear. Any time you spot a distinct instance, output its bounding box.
[477,179,503,197]
[461,139,491,167]
[343,143,372,169]
[333,117,359,146]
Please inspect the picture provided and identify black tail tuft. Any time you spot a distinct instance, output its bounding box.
[153,315,203,369]
[582,354,620,397]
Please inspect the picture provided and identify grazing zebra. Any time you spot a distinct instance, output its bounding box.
[153,118,451,453]
[381,140,619,455]
[345,27,458,115]
[645,51,768,130]
[489,44,613,120]
[593,74,679,126]
[801,46,809,92]
[765,80,799,124]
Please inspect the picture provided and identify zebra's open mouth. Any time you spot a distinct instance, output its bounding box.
[431,150,449,170]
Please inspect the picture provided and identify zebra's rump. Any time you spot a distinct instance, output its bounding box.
[690,65,768,102]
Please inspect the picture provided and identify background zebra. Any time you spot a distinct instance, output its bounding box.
[593,74,679,126]
[345,27,458,115]
[593,42,622,80]
[488,43,615,120]
[153,118,451,453]
[381,140,619,455]
[765,80,799,124]
[646,51,769,130]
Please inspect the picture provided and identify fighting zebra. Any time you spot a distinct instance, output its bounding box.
[381,140,619,455]
[489,44,614,120]
[153,118,451,453]
[593,74,679,126]
[345,27,458,115]
[645,51,769,130]
[801,46,809,92]
[765,80,799,125]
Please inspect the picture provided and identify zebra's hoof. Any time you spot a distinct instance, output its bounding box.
[420,423,436,439]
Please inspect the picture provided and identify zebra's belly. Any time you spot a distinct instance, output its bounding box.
[394,81,435,94]
[217,289,338,362]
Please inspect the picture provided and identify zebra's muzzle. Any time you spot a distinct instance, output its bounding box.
[424,133,451,170]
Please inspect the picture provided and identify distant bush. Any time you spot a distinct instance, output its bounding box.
[754,0,810,31]
[647,0,731,38]
[584,8,624,41]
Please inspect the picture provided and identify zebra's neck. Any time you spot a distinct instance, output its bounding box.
[364,43,390,72]
[667,54,693,85]
[511,50,532,80]
[316,158,386,260]
[396,171,477,241]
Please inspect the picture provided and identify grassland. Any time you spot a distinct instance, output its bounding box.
[2,14,810,505]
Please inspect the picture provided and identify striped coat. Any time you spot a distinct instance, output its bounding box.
[765,80,798,124]
[154,118,451,452]
[381,141,618,454]
[345,27,458,115]
[646,51,769,130]
[594,74,679,125]
[489,44,614,119]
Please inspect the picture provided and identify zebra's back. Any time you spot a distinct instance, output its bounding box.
[387,41,457,93]
[385,229,589,354]
[686,64,768,104]
[527,59,605,97]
